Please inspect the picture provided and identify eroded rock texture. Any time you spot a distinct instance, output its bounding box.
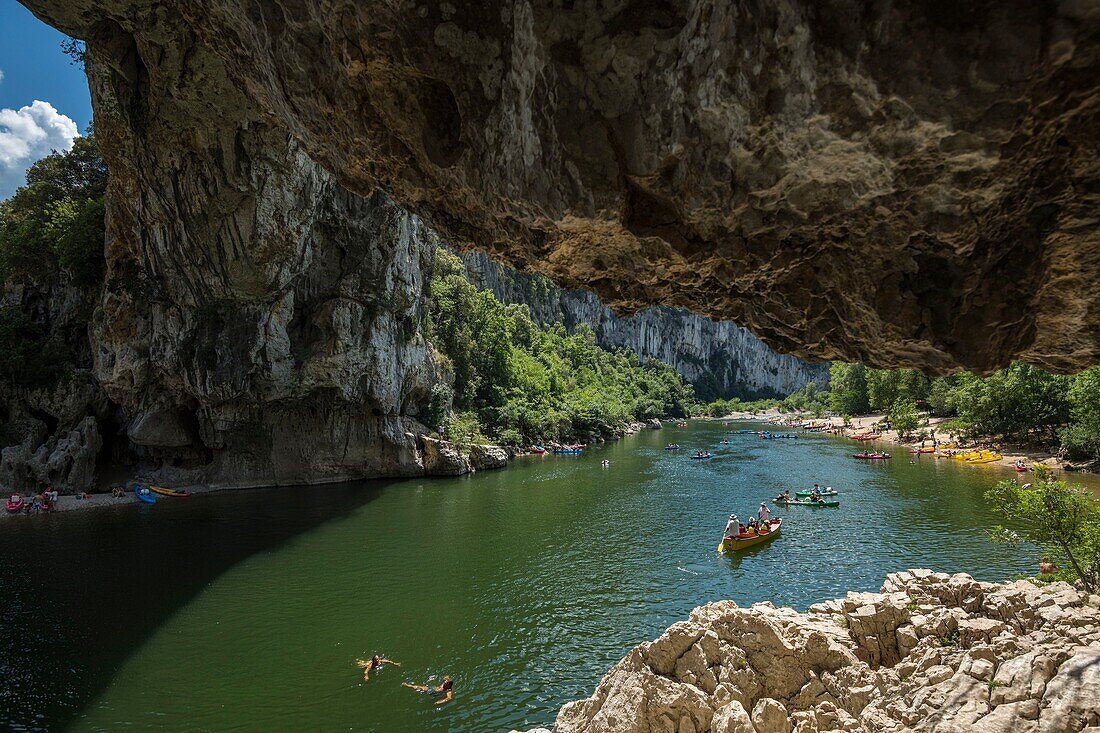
[0,279,115,491]
[79,15,442,486]
[22,0,1100,373]
[519,570,1100,733]
[463,250,828,399]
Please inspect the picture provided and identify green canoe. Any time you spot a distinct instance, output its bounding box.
[775,498,840,507]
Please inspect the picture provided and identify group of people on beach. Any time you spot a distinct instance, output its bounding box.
[8,488,58,513]
[6,484,131,514]
[355,655,454,706]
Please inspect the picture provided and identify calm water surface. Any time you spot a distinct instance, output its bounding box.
[4,422,1093,732]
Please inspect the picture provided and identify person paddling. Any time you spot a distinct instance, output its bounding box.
[356,654,400,681]
[758,503,771,523]
[724,514,739,538]
[403,676,454,705]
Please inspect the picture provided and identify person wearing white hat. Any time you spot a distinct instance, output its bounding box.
[724,514,739,538]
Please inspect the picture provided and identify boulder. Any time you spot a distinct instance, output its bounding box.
[469,443,509,471]
[420,437,471,476]
[524,571,1100,733]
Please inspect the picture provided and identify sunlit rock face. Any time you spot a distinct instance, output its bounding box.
[518,570,1100,733]
[20,0,1100,376]
[463,250,828,399]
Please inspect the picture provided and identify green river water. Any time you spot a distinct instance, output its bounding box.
[3,422,1094,732]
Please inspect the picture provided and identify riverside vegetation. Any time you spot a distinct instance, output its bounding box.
[425,249,694,447]
[698,362,1100,467]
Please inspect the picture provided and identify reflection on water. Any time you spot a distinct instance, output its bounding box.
[2,423,1087,732]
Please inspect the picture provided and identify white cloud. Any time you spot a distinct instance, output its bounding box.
[0,69,5,84]
[0,100,79,199]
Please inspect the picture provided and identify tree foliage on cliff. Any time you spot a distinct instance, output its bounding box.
[0,134,107,287]
[425,250,694,445]
[0,135,106,392]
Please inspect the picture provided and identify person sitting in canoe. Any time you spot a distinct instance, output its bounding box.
[746,517,758,534]
[808,493,825,504]
[775,490,792,502]
[810,483,821,496]
[356,654,400,681]
[403,676,454,705]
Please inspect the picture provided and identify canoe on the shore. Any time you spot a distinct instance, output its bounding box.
[6,495,24,513]
[133,485,157,504]
[795,489,838,497]
[718,518,782,552]
[150,485,191,498]
[852,434,882,441]
[966,453,1003,464]
[853,452,891,460]
[775,498,840,507]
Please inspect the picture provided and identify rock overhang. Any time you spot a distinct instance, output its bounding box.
[18,0,1100,374]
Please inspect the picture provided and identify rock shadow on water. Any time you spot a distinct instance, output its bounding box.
[0,481,388,732]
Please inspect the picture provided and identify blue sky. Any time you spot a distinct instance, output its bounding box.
[0,0,92,198]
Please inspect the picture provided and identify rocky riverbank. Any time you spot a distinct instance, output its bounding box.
[518,570,1099,733]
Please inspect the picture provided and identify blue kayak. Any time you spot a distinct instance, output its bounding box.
[133,484,157,504]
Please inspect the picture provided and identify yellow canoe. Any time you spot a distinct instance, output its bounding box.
[149,485,192,497]
[967,454,1003,464]
[718,518,783,553]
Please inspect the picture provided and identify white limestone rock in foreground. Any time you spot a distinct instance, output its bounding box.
[521,570,1100,733]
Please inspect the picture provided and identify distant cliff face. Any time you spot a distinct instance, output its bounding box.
[462,251,826,400]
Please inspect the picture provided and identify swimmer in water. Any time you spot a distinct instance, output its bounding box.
[402,675,454,705]
[356,654,400,681]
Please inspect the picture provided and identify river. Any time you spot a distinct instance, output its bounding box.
[4,422,1093,732]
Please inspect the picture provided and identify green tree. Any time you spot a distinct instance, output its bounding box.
[951,364,1070,444]
[828,362,869,416]
[1062,367,1100,463]
[888,397,920,439]
[926,375,959,417]
[985,467,1100,592]
[866,368,900,413]
[0,133,106,285]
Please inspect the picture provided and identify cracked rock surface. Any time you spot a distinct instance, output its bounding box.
[517,570,1100,733]
[20,0,1100,372]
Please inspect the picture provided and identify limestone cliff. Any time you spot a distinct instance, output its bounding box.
[519,570,1100,733]
[81,25,442,486]
[462,250,827,400]
[20,0,1099,373]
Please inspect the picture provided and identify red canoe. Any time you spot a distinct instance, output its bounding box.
[853,452,891,460]
[6,495,25,513]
